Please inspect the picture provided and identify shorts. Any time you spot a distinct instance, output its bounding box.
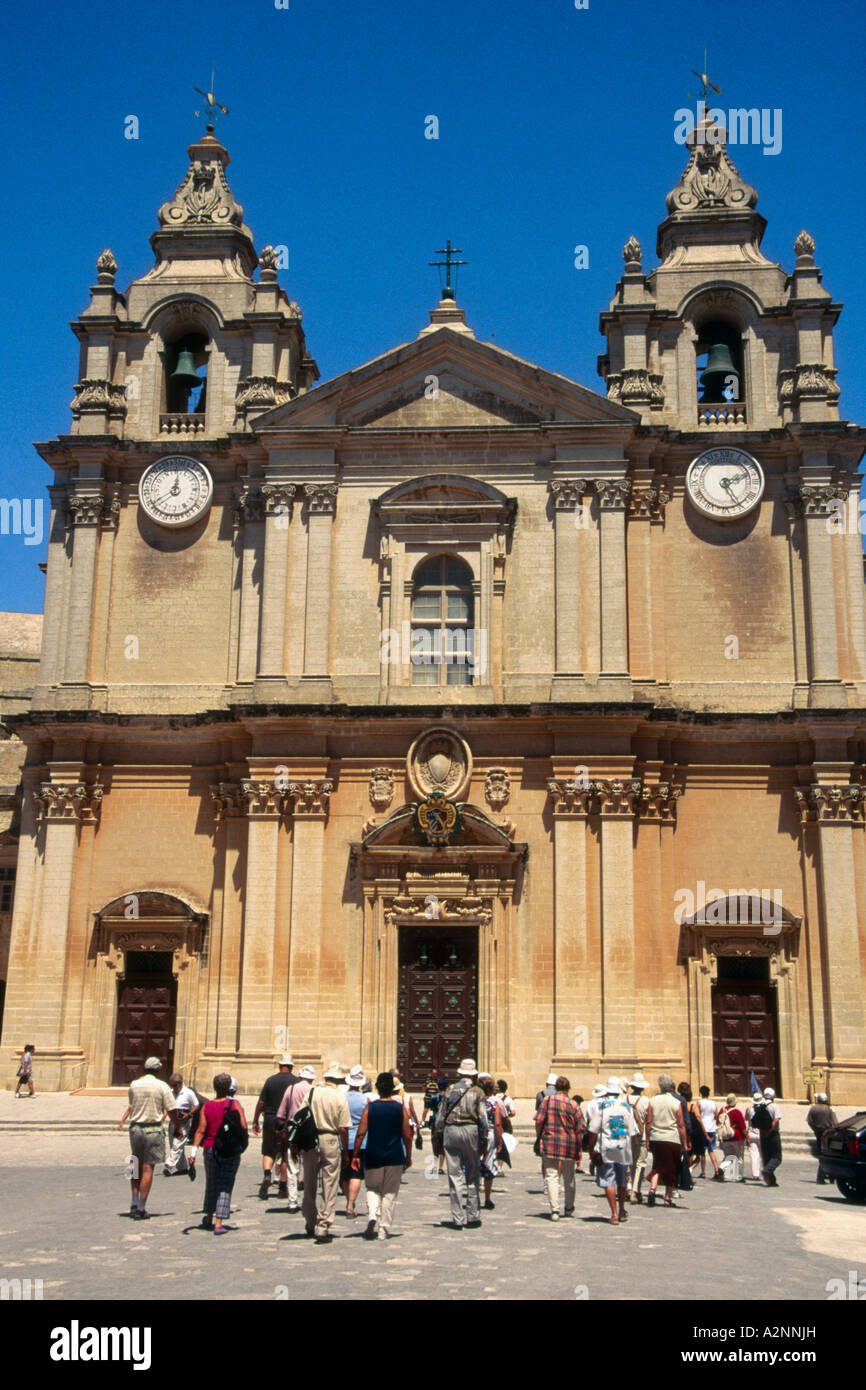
[261,1121,287,1161]
[342,1153,365,1183]
[704,1134,717,1152]
[129,1124,165,1168]
[595,1159,630,1189]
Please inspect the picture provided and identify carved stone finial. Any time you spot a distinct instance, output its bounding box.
[258,244,279,279]
[665,134,758,216]
[794,229,815,262]
[157,139,245,233]
[622,235,642,268]
[96,248,117,282]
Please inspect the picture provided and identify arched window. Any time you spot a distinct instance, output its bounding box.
[165,334,208,415]
[411,555,475,685]
[695,319,743,406]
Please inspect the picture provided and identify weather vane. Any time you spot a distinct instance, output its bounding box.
[194,67,229,130]
[688,46,721,104]
[429,239,468,301]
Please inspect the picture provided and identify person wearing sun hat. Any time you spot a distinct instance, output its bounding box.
[583,1083,608,1174]
[535,1071,558,1113]
[433,1058,489,1229]
[590,1077,637,1224]
[626,1073,650,1204]
[744,1091,765,1181]
[301,1062,351,1243]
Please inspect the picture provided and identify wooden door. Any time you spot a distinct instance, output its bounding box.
[111,952,177,1086]
[712,979,778,1096]
[397,927,477,1089]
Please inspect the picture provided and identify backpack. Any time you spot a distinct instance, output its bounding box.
[751,1103,773,1133]
[716,1109,734,1143]
[285,1087,319,1152]
[212,1098,249,1159]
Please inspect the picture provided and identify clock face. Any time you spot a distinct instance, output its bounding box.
[685,447,764,521]
[138,456,213,528]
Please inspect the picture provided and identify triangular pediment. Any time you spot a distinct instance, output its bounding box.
[254,326,638,430]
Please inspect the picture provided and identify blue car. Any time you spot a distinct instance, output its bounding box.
[820,1112,866,1202]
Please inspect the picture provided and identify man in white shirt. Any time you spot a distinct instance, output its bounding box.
[590,1077,637,1225]
[117,1057,180,1220]
[164,1072,198,1179]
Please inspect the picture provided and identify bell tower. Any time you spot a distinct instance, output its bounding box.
[69,124,319,445]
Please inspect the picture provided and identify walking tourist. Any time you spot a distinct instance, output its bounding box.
[479,1075,505,1209]
[118,1056,181,1221]
[434,1058,489,1229]
[422,1069,441,1125]
[275,1064,315,1212]
[806,1092,837,1185]
[496,1078,516,1121]
[535,1071,557,1112]
[342,1065,369,1217]
[303,1062,351,1244]
[591,1077,636,1225]
[191,1072,248,1233]
[676,1082,702,1182]
[252,1053,298,1200]
[583,1083,607,1173]
[627,1073,650,1203]
[13,1043,36,1098]
[752,1087,782,1187]
[646,1074,690,1208]
[164,1072,199,1179]
[745,1092,765,1181]
[535,1075,582,1220]
[697,1084,722,1179]
[352,1071,412,1240]
[717,1093,746,1181]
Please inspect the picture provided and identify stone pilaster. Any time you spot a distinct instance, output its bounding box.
[592,479,631,696]
[63,491,108,689]
[547,773,593,1065]
[794,781,866,1101]
[594,775,641,1064]
[548,481,584,694]
[788,479,847,707]
[286,776,333,1061]
[254,483,296,696]
[302,485,337,693]
[203,782,248,1061]
[232,484,265,684]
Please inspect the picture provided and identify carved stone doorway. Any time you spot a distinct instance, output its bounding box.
[111,950,177,1085]
[711,957,779,1095]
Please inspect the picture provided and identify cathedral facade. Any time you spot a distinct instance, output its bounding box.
[2,118,865,1100]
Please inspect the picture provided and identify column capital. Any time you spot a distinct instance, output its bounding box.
[786,484,846,519]
[233,483,266,525]
[548,480,586,510]
[209,782,248,820]
[794,783,865,825]
[547,777,594,816]
[628,485,670,522]
[67,493,108,527]
[34,780,102,823]
[591,478,631,510]
[305,483,338,514]
[289,778,334,816]
[592,776,643,816]
[239,778,286,817]
[636,779,682,821]
[261,482,297,515]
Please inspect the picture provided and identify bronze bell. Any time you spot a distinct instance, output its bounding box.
[700,342,738,401]
[169,347,202,390]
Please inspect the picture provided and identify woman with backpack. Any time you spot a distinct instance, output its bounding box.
[745,1091,765,1181]
[191,1073,248,1233]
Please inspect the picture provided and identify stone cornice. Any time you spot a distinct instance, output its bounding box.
[546,775,649,818]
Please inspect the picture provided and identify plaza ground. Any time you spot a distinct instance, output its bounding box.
[0,1091,863,1301]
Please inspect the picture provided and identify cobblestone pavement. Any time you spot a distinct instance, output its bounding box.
[0,1119,863,1302]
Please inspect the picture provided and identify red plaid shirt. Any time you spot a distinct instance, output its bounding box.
[536,1094,583,1160]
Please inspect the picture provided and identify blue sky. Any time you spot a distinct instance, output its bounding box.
[1,0,864,611]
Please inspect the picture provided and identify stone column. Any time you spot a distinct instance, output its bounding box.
[27,773,101,1088]
[236,777,285,1068]
[595,776,641,1066]
[593,479,632,697]
[63,493,107,689]
[794,481,847,708]
[35,486,73,693]
[794,782,866,1102]
[254,483,296,695]
[302,485,337,692]
[548,481,584,695]
[626,484,670,687]
[547,774,592,1066]
[286,777,333,1062]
